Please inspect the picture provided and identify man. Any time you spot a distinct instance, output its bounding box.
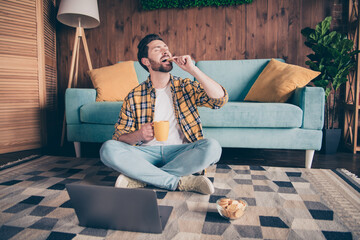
[100,34,228,194]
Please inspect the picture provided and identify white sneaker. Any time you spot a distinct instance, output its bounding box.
[177,175,214,194]
[115,175,146,188]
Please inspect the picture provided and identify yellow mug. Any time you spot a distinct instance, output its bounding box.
[153,121,169,141]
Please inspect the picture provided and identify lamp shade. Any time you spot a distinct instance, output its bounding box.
[57,0,100,29]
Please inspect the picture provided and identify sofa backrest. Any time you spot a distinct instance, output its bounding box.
[132,58,284,101]
[196,59,284,101]
[133,61,195,83]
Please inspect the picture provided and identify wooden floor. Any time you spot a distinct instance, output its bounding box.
[1,145,359,177]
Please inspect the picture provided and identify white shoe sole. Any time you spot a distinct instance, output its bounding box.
[115,175,128,188]
[179,175,215,194]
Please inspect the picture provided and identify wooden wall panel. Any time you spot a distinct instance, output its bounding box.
[56,0,334,90]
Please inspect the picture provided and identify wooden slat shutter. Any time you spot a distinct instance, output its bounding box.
[0,0,57,154]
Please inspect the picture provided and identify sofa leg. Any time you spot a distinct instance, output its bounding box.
[74,142,81,158]
[305,150,315,169]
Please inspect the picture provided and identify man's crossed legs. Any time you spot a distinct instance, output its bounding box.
[100,138,222,194]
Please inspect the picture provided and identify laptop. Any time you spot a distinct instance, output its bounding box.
[66,184,173,233]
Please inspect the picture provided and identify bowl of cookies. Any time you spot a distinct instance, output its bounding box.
[216,198,247,220]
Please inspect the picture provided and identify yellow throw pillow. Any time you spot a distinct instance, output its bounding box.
[244,59,320,103]
[89,61,139,102]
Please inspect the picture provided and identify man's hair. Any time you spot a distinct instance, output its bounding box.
[137,34,164,72]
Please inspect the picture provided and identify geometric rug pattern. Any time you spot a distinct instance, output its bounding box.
[0,156,359,239]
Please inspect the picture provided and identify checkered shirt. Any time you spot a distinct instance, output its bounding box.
[112,75,228,144]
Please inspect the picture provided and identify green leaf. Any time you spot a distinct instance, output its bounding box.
[301,27,315,38]
[315,16,331,37]
[350,50,360,56]
[322,16,332,33]
[306,54,319,62]
[306,60,320,71]
[325,88,331,99]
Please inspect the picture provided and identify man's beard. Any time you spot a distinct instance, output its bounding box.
[149,58,173,72]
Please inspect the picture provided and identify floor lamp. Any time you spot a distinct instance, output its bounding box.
[57,0,100,152]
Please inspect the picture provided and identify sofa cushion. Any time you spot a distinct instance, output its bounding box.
[80,101,303,128]
[89,61,139,102]
[244,59,320,103]
[198,102,303,128]
[196,59,284,101]
[80,102,123,124]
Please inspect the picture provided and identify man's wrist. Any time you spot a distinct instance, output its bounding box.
[188,66,201,78]
[135,130,143,142]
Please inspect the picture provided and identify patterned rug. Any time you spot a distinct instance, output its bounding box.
[0,156,359,240]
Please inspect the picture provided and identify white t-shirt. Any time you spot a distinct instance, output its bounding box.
[142,83,186,146]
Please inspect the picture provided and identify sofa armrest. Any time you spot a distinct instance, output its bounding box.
[65,88,96,124]
[291,87,325,130]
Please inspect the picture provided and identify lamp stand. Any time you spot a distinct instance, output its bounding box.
[61,27,93,149]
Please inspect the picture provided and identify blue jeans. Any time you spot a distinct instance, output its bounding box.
[100,138,222,191]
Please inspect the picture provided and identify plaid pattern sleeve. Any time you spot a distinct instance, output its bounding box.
[112,95,136,141]
[171,76,228,142]
[185,78,228,109]
[112,79,154,142]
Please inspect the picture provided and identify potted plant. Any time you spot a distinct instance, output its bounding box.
[301,16,359,154]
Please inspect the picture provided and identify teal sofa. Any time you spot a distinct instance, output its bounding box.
[65,59,325,168]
